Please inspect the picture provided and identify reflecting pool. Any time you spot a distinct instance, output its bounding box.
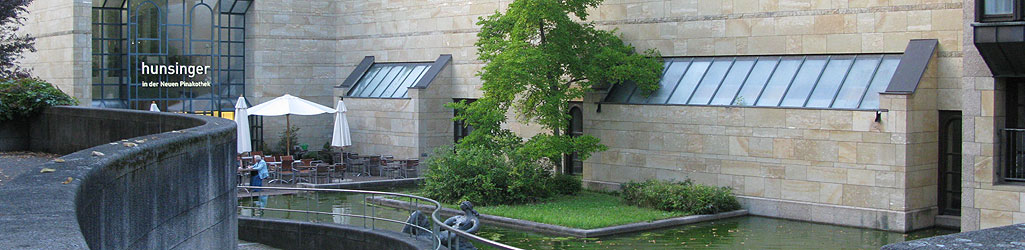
[241,191,956,250]
[477,216,956,250]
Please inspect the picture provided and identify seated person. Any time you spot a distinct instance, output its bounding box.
[239,155,269,192]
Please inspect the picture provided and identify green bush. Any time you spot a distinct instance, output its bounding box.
[301,151,318,160]
[622,179,741,215]
[0,78,78,121]
[421,144,559,206]
[551,174,582,195]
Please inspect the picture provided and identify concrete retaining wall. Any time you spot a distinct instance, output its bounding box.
[239,217,432,250]
[0,106,237,249]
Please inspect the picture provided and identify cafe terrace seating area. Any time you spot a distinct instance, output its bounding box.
[237,151,421,186]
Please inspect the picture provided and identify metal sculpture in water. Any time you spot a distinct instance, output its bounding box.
[403,201,480,250]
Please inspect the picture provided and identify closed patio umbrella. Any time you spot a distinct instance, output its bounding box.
[234,96,252,154]
[149,101,160,112]
[331,100,351,147]
[247,94,336,155]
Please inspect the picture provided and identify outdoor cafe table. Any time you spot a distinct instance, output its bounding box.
[359,155,381,176]
[237,167,257,186]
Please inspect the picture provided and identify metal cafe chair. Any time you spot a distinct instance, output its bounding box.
[315,164,333,184]
[331,163,346,181]
[293,158,315,184]
[382,161,402,179]
[403,159,420,178]
[346,155,367,177]
[278,155,296,184]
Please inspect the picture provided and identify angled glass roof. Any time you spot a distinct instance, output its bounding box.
[346,63,432,98]
[604,54,902,110]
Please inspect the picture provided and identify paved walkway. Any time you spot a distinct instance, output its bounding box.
[0,151,60,187]
[238,240,279,250]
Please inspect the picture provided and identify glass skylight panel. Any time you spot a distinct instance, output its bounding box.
[395,65,430,98]
[858,55,902,109]
[805,56,855,108]
[347,63,433,98]
[603,54,905,110]
[665,58,712,104]
[830,56,883,109]
[688,58,734,105]
[755,57,803,106]
[709,57,756,105]
[646,60,687,104]
[605,81,636,103]
[379,66,414,97]
[731,57,779,106]
[780,56,828,107]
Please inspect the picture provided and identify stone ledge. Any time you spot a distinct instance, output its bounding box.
[739,195,937,232]
[0,106,237,250]
[368,197,748,238]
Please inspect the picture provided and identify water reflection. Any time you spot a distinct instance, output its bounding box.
[477,216,955,250]
[240,191,956,250]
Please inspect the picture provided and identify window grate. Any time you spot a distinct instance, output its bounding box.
[1003,129,1025,182]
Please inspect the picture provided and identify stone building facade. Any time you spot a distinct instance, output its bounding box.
[17,0,1025,233]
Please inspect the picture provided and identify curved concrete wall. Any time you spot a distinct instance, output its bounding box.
[0,106,237,249]
[239,217,431,250]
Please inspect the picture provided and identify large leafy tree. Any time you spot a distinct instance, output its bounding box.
[0,0,35,79]
[452,0,663,163]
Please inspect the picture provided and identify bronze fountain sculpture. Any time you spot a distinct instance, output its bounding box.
[403,201,480,250]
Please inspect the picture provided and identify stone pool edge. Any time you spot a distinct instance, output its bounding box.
[367,197,748,238]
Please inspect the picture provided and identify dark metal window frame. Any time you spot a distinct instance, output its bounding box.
[1001,128,1025,183]
[564,103,584,175]
[92,1,130,108]
[91,0,259,147]
[1001,82,1025,184]
[92,0,249,114]
[977,0,1024,22]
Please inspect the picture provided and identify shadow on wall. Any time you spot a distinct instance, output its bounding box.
[0,106,237,249]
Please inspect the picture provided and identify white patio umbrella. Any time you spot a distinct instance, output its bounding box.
[331,100,352,147]
[149,101,160,112]
[247,94,336,155]
[234,96,252,154]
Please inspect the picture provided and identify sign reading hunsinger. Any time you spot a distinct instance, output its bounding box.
[140,61,212,88]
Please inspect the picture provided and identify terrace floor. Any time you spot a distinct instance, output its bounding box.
[0,151,60,187]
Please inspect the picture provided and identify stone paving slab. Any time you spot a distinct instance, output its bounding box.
[882,223,1025,250]
[0,151,59,187]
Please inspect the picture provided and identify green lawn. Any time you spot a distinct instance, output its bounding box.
[425,191,687,229]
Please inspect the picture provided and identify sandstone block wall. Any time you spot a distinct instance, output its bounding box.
[961,0,1025,231]
[20,0,91,104]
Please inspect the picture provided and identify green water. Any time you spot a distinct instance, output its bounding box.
[477,216,955,250]
[241,191,956,250]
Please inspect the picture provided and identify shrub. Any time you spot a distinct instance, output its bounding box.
[622,179,740,215]
[301,151,318,160]
[0,78,77,121]
[421,143,560,206]
[551,174,582,195]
